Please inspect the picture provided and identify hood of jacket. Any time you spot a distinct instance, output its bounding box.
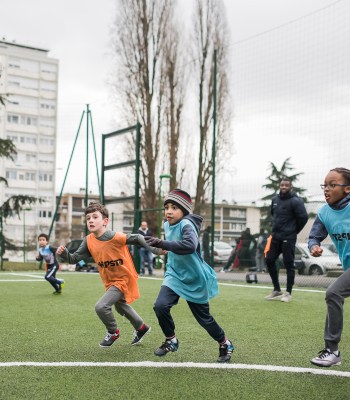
[183,214,203,234]
[331,192,350,210]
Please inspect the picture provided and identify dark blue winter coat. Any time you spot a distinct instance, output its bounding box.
[270,191,308,241]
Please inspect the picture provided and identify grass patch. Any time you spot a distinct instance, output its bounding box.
[0,272,349,399]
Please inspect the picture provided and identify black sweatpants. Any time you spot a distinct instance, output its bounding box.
[45,265,61,292]
[265,237,296,294]
[153,285,225,343]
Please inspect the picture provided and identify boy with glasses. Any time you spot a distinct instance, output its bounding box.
[309,167,350,367]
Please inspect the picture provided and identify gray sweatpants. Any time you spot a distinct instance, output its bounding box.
[95,286,143,333]
[324,268,350,351]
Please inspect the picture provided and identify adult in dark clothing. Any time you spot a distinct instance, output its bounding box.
[202,226,211,265]
[265,178,308,303]
[237,228,255,268]
[255,228,268,272]
[137,221,154,275]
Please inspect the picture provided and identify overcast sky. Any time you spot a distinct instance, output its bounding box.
[1,0,349,204]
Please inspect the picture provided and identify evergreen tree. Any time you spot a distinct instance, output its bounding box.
[260,157,307,232]
[0,139,43,269]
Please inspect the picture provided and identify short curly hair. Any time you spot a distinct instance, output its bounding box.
[84,202,109,219]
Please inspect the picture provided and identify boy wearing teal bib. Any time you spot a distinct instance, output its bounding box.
[146,189,234,363]
[308,167,350,367]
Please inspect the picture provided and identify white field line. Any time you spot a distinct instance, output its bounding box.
[0,272,326,293]
[0,279,46,282]
[218,282,326,294]
[0,361,349,377]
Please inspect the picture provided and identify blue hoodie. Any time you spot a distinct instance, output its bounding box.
[160,214,218,304]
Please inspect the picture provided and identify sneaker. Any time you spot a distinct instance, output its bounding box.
[99,329,120,348]
[217,339,235,363]
[52,290,61,295]
[131,325,151,345]
[311,349,341,367]
[280,292,292,302]
[265,290,283,300]
[154,339,179,356]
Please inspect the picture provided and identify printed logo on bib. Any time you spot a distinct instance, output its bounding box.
[98,259,123,268]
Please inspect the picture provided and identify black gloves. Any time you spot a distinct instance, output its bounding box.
[145,236,164,248]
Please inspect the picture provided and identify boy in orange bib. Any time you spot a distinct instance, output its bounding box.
[57,202,165,348]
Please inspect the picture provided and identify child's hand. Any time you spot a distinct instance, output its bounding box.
[56,245,66,255]
[159,249,167,255]
[310,245,323,257]
[145,236,163,248]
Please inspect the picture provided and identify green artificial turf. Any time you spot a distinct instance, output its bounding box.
[0,272,349,399]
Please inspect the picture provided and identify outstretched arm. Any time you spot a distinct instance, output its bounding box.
[56,238,92,264]
[145,225,198,255]
[126,234,167,255]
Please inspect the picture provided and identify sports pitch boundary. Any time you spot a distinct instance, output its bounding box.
[0,361,349,378]
[0,272,326,293]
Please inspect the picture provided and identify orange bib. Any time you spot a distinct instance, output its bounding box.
[86,233,140,304]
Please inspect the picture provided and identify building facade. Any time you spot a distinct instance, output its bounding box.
[201,201,261,243]
[0,39,58,261]
[55,192,125,245]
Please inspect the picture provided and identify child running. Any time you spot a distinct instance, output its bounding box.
[308,167,350,367]
[145,189,234,363]
[56,202,165,348]
[36,233,64,295]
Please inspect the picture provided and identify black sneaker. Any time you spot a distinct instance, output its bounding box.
[154,339,179,356]
[131,325,151,345]
[99,329,120,347]
[217,339,234,363]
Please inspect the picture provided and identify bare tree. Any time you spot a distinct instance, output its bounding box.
[162,13,187,190]
[191,0,233,214]
[111,0,175,231]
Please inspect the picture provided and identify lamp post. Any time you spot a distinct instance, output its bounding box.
[23,207,32,263]
[158,174,172,238]
[158,174,172,269]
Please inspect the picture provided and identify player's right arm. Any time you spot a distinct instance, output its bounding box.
[56,238,92,265]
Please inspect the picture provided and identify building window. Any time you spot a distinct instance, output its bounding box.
[229,209,246,218]
[6,135,18,142]
[6,170,17,179]
[26,154,36,162]
[20,115,37,126]
[25,172,35,181]
[229,223,246,231]
[7,114,19,124]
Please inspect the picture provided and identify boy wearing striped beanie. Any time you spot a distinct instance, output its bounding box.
[145,188,234,363]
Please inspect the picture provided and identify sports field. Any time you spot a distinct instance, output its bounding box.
[0,271,349,399]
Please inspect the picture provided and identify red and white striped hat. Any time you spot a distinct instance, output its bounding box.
[164,189,192,215]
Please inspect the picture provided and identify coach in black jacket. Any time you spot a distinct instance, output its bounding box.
[265,178,308,303]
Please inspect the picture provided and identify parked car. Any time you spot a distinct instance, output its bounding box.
[213,241,234,264]
[322,243,338,254]
[295,243,342,276]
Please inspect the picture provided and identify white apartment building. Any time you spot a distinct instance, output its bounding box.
[0,39,58,261]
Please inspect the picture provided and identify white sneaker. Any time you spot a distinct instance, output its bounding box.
[280,292,292,302]
[265,290,283,300]
[311,349,341,367]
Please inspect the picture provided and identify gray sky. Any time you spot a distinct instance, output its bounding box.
[0,0,348,203]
